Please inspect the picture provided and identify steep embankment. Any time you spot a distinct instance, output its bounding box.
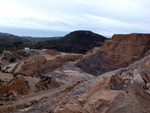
[76,34,150,76]
[34,30,107,54]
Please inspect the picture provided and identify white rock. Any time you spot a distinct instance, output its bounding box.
[145,89,150,95]
[130,80,134,84]
[133,69,145,86]
[123,85,127,87]
[124,80,129,84]
[146,83,150,89]
[129,76,133,80]
[123,75,130,80]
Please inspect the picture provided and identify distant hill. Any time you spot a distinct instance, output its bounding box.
[22,36,62,43]
[0,32,33,53]
[0,32,31,42]
[33,30,107,54]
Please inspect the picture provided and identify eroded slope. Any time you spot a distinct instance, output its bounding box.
[34,54,150,113]
[76,34,150,76]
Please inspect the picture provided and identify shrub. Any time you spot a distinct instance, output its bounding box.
[26,81,29,89]
[10,58,15,62]
[4,57,7,59]
[13,74,17,77]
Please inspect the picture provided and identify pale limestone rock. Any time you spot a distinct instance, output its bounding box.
[146,83,150,89]
[133,69,145,86]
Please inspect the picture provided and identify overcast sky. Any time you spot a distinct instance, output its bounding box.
[0,0,150,37]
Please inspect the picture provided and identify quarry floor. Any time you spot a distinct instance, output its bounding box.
[0,62,125,113]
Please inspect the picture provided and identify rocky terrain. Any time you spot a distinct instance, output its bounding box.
[34,51,150,113]
[18,52,83,76]
[1,33,150,113]
[0,48,86,108]
[76,33,150,76]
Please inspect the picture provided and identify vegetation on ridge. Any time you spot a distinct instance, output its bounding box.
[0,30,107,54]
[33,30,107,54]
[0,33,33,53]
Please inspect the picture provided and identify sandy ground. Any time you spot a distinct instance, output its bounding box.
[0,71,13,81]
[44,62,94,84]
[24,76,41,93]
[14,61,24,73]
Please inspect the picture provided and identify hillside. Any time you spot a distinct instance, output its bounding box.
[22,36,62,43]
[76,33,150,76]
[0,32,30,43]
[0,33,33,53]
[33,30,107,54]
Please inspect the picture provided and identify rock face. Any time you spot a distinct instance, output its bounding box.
[76,34,150,76]
[53,55,150,113]
[19,54,83,76]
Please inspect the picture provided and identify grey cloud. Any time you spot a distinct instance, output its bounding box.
[0,0,150,37]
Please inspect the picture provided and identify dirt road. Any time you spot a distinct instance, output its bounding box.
[0,85,67,108]
[0,51,10,65]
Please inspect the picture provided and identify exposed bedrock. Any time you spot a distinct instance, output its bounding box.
[76,34,150,76]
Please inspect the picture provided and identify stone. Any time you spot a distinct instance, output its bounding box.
[146,83,150,89]
[133,69,145,86]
